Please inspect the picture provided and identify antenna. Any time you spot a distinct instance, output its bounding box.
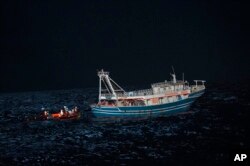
[170,66,177,83]
[171,66,175,74]
[182,73,184,82]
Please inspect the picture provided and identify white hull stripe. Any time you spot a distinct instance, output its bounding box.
[93,101,193,114]
[93,104,190,115]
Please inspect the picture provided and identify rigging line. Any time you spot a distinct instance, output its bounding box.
[105,76,116,95]
[116,106,122,112]
[102,78,112,95]
[171,66,175,74]
[109,78,125,92]
[102,78,111,94]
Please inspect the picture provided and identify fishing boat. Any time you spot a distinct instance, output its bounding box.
[91,69,205,118]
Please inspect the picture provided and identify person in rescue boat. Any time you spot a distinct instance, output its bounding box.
[44,110,48,116]
[63,106,69,116]
[64,106,69,112]
[60,109,64,117]
[74,106,78,112]
[68,109,73,115]
[41,110,49,119]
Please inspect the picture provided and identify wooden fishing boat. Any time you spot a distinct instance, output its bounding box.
[91,69,205,118]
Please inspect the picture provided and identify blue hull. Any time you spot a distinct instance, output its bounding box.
[91,90,205,118]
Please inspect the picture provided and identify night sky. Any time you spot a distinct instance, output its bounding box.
[0,0,247,92]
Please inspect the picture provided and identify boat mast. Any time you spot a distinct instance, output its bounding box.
[171,66,177,83]
[98,69,125,101]
[98,72,102,102]
[104,74,117,99]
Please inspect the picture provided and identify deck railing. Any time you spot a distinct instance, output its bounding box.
[100,89,153,98]
[100,83,204,99]
[126,88,153,96]
[100,87,192,99]
[190,85,205,92]
[151,80,185,87]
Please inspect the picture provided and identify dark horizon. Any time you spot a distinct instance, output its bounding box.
[0,0,248,93]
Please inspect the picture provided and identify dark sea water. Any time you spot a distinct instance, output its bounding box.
[0,82,249,165]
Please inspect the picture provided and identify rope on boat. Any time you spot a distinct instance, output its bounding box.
[115,105,122,112]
